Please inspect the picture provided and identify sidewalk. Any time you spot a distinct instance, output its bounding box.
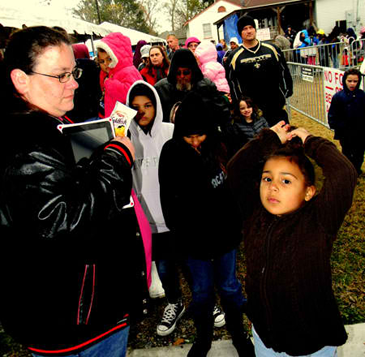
[127,323,365,356]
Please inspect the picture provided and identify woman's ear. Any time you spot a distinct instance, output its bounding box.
[305,185,316,201]
[10,69,29,95]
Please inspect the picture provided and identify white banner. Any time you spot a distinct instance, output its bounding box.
[324,68,344,117]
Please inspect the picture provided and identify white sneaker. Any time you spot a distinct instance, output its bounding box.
[157,300,185,336]
[213,305,226,328]
[149,261,165,299]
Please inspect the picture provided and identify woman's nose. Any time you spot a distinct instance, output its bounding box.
[68,77,79,89]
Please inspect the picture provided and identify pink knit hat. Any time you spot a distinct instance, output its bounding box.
[185,37,201,48]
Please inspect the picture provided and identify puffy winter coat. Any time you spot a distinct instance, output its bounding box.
[96,32,142,117]
[195,40,230,94]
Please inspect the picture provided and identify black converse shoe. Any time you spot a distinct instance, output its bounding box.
[213,305,226,328]
[157,300,185,336]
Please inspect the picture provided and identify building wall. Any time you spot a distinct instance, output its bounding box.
[315,0,365,36]
[186,0,241,44]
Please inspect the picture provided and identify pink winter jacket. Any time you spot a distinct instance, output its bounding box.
[195,40,230,94]
[96,32,143,117]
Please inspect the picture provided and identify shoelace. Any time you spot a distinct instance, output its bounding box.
[161,303,179,323]
[213,305,222,316]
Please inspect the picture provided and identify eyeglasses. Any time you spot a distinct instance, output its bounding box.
[30,67,83,83]
[176,70,191,76]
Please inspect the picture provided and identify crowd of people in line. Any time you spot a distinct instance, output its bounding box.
[283,24,365,69]
[0,13,363,357]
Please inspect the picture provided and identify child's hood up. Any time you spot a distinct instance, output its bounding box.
[96,32,134,72]
[167,48,204,86]
[195,41,219,65]
[126,80,164,137]
[342,70,361,92]
[172,91,216,140]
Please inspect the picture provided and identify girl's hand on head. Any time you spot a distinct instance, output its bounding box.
[288,127,310,144]
[270,121,291,144]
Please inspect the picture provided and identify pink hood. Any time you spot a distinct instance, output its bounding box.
[195,41,230,94]
[96,32,142,117]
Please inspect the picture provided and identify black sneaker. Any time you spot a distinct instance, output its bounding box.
[157,300,185,336]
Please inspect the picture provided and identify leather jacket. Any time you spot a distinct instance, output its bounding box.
[0,111,148,354]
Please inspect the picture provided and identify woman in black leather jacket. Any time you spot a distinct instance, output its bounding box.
[0,26,147,356]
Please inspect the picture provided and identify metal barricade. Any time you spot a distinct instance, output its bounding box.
[283,39,365,70]
[286,61,365,128]
[350,39,365,68]
[287,63,328,127]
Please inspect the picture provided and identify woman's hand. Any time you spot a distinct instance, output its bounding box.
[270,121,291,144]
[112,136,135,161]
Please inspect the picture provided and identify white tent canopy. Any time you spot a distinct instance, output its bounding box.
[98,21,166,46]
[0,5,110,37]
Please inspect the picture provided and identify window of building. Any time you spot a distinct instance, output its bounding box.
[203,23,212,38]
[218,6,226,13]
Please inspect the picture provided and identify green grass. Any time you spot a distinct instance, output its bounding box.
[291,112,365,326]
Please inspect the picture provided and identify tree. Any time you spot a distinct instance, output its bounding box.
[163,0,209,31]
[164,0,181,31]
[73,0,150,33]
[137,0,161,34]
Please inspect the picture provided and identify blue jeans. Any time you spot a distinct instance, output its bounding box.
[32,326,130,357]
[252,325,338,357]
[186,249,246,320]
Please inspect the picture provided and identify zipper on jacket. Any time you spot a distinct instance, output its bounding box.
[77,264,96,325]
[260,218,278,338]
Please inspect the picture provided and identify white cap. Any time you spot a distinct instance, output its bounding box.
[140,44,151,58]
[229,37,239,44]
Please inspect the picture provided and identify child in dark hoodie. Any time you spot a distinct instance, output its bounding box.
[328,67,365,174]
[159,92,255,357]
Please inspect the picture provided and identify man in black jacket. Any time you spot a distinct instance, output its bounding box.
[226,15,293,125]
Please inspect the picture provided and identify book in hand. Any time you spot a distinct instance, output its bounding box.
[110,101,137,137]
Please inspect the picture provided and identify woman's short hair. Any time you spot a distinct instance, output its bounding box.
[5,26,70,76]
[2,26,71,112]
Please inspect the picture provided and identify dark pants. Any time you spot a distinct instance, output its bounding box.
[186,249,247,347]
[340,137,365,174]
[154,231,183,303]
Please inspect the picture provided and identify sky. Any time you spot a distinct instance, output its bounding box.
[3,0,171,33]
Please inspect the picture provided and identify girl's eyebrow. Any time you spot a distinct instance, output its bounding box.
[262,170,299,179]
